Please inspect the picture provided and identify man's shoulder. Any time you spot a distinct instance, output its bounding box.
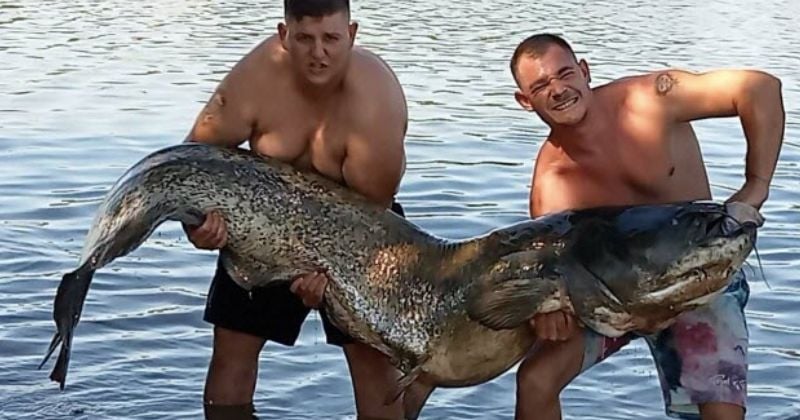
[224,36,284,83]
[345,47,406,125]
[597,73,654,97]
[602,70,696,98]
[349,47,402,88]
[598,72,676,116]
[532,140,562,179]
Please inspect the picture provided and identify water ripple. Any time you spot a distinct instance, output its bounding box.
[1,0,799,418]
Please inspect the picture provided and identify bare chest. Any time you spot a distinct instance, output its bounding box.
[546,130,688,209]
[249,100,353,182]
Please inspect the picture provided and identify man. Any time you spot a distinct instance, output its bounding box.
[183,0,408,418]
[509,34,783,419]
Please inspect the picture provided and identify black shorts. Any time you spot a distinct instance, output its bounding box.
[203,201,406,346]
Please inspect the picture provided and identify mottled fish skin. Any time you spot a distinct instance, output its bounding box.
[41,143,756,418]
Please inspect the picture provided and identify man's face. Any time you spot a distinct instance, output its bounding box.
[279,11,357,86]
[513,46,592,126]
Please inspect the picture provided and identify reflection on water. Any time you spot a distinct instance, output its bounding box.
[1,0,799,418]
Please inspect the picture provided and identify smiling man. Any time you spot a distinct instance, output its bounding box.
[182,0,408,418]
[509,34,783,419]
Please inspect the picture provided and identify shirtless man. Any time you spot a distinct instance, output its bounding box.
[182,0,408,418]
[509,34,784,419]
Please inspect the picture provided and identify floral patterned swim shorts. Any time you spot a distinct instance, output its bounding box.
[581,270,750,419]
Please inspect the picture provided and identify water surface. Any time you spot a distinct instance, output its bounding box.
[1,1,799,418]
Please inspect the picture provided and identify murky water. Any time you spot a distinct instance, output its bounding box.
[1,0,798,418]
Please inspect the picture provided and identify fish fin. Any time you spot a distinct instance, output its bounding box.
[41,263,95,389]
[466,279,539,329]
[384,364,424,406]
[38,330,62,370]
[466,250,558,330]
[403,380,436,420]
[558,260,630,337]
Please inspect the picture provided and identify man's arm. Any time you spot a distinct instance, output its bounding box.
[341,93,408,208]
[184,61,257,146]
[182,59,259,249]
[653,69,785,208]
[528,164,581,341]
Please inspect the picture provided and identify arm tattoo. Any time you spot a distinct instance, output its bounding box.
[655,73,678,96]
[201,93,225,124]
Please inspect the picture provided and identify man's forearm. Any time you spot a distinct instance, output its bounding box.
[738,73,785,203]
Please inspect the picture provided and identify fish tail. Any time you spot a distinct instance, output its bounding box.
[39,264,95,389]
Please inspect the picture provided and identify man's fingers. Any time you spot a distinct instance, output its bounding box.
[554,312,568,341]
[531,311,578,341]
[214,224,227,248]
[312,273,328,304]
[565,312,576,335]
[289,273,327,308]
[536,317,555,341]
[290,276,305,294]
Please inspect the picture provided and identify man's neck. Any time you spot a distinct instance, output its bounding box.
[293,70,348,104]
[548,106,611,155]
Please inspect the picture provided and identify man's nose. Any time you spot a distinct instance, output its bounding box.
[311,40,325,59]
[550,80,568,98]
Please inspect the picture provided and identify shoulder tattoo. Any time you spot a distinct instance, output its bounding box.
[655,73,678,96]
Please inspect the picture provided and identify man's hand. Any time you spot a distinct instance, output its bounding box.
[726,177,770,210]
[186,210,228,250]
[290,272,329,309]
[529,310,580,341]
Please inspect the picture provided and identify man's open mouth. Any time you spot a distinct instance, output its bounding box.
[553,97,578,111]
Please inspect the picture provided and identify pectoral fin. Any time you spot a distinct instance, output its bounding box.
[466,250,561,330]
[558,259,631,337]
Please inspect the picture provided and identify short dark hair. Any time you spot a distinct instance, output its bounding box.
[284,0,350,21]
[510,33,577,82]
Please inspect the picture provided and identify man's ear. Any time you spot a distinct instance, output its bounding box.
[579,59,591,84]
[348,21,359,47]
[515,91,534,112]
[278,22,288,49]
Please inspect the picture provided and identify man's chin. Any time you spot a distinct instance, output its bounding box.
[551,110,587,126]
[304,72,334,86]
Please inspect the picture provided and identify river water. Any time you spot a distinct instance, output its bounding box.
[1,0,798,418]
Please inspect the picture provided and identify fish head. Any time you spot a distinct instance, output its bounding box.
[625,203,756,308]
[562,202,757,335]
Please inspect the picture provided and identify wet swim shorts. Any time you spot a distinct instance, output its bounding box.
[581,269,750,419]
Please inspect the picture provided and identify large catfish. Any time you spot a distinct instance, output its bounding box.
[40,143,757,418]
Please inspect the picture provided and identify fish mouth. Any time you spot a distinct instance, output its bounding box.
[639,232,753,307]
[583,217,755,336]
[586,250,746,337]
